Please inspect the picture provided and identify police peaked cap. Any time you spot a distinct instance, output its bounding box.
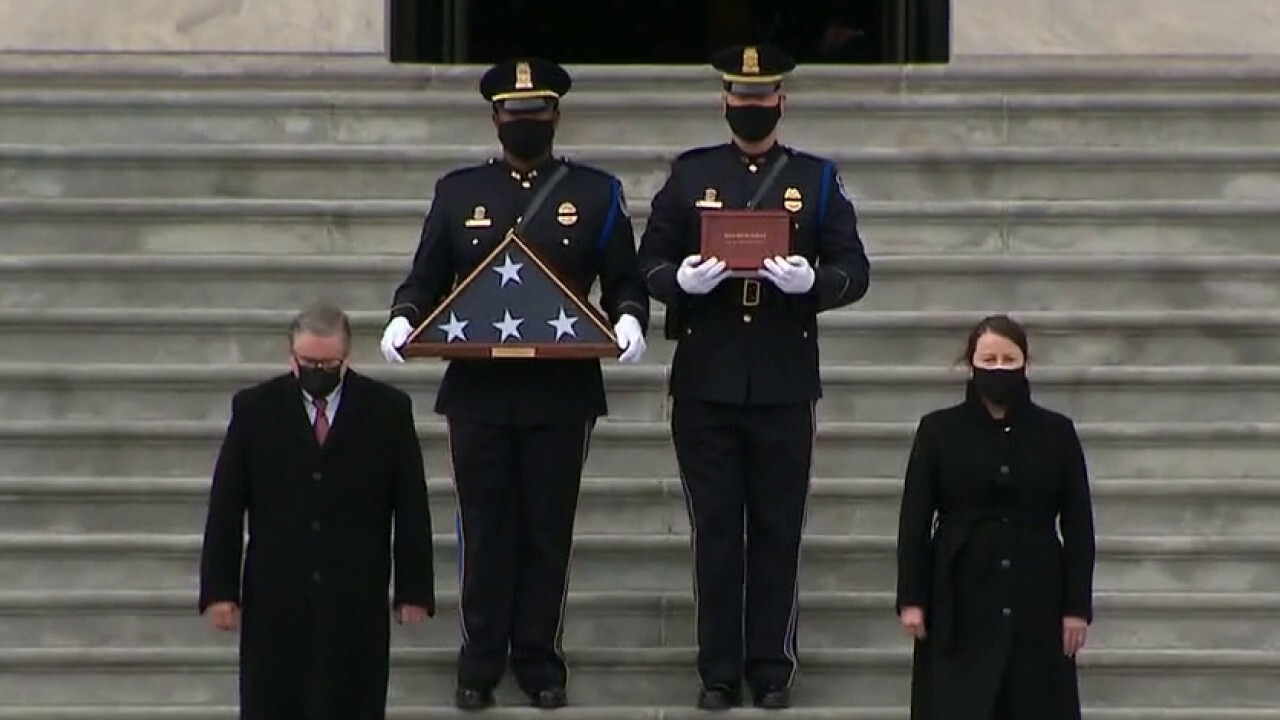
[710,44,796,96]
[479,58,572,112]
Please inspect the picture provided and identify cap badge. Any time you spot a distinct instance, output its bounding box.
[515,62,533,90]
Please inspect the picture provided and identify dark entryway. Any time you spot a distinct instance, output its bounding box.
[390,0,949,65]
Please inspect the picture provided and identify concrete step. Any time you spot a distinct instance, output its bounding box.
[7,52,1280,94]
[3,473,1279,538]
[9,90,1280,148]
[2,589,1276,653]
[0,708,1275,720]
[1,308,1277,367]
[6,254,1280,313]
[6,364,1280,425]
[6,197,1280,257]
[1,417,1278,479]
[0,646,1275,707]
[1,531,1276,595]
[5,144,1280,202]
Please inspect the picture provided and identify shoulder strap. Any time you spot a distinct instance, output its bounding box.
[744,153,791,209]
[514,164,571,234]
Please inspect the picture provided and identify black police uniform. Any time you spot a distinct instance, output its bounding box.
[636,45,871,706]
[387,58,649,707]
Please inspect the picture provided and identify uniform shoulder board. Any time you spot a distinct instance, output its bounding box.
[675,143,722,162]
[560,157,617,180]
[437,162,489,185]
[782,145,833,167]
[561,159,627,196]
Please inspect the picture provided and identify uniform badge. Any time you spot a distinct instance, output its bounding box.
[742,47,760,75]
[556,201,579,226]
[464,205,492,228]
[695,188,723,209]
[783,186,803,213]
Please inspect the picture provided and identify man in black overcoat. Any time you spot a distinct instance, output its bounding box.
[636,44,871,710]
[199,302,436,720]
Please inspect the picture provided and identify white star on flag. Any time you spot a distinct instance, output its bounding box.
[547,307,579,340]
[493,309,524,342]
[492,253,524,287]
[438,311,469,342]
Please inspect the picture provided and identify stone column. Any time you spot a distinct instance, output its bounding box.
[0,0,385,53]
[953,0,1280,57]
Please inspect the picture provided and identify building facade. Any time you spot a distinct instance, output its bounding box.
[4,0,1278,58]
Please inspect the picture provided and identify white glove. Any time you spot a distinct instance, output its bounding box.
[761,255,816,294]
[380,317,414,363]
[675,255,730,295]
[614,314,646,364]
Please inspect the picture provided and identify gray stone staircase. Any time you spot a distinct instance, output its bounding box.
[1,54,1279,717]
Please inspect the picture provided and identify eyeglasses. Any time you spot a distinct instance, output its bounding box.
[294,355,345,371]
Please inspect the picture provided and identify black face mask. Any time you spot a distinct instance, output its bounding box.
[971,366,1028,406]
[298,365,342,400]
[498,118,556,162]
[725,104,782,143]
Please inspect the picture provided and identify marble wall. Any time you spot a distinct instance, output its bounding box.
[0,0,384,53]
[954,0,1280,56]
[0,0,1278,57]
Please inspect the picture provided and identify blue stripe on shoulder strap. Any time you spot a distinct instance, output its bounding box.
[817,161,834,225]
[596,178,621,252]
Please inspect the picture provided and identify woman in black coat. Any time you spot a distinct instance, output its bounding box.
[895,314,1097,720]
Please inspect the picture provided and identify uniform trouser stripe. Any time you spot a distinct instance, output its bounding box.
[550,420,594,676]
[781,400,817,687]
[445,422,471,647]
[671,398,749,689]
[675,450,706,689]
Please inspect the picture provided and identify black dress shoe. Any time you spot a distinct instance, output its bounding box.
[530,687,568,709]
[753,687,791,709]
[696,685,741,711]
[454,687,495,711]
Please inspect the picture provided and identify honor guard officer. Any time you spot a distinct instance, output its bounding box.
[636,44,871,711]
[379,57,650,711]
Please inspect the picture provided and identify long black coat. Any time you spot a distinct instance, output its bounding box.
[895,381,1096,720]
[198,371,436,720]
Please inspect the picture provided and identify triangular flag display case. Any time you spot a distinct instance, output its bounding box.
[401,230,620,360]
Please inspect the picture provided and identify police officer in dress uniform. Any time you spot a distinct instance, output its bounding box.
[636,44,871,711]
[378,58,650,711]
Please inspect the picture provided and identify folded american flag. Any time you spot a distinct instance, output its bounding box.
[405,233,616,359]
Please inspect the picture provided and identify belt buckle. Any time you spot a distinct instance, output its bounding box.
[741,279,761,307]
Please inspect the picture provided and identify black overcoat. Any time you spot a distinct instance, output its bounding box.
[198,371,436,720]
[895,381,1097,720]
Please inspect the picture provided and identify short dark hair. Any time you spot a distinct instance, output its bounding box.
[288,301,352,351]
[956,314,1029,366]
